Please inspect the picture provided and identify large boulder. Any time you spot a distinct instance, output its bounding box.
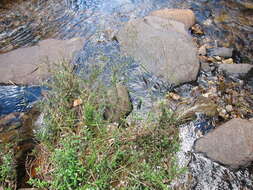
[149,8,195,29]
[116,16,199,85]
[0,38,84,85]
[194,118,253,169]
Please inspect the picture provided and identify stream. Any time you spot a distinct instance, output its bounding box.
[0,0,253,189]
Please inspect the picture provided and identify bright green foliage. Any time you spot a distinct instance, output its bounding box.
[0,144,16,189]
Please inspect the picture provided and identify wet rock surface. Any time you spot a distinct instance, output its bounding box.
[194,118,253,169]
[175,96,218,121]
[0,108,40,143]
[117,14,199,85]
[0,38,84,85]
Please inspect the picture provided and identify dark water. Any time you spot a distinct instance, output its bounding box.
[0,85,42,115]
[0,0,253,188]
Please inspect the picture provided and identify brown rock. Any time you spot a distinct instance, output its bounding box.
[117,16,199,85]
[149,8,195,29]
[0,38,84,85]
[195,118,253,169]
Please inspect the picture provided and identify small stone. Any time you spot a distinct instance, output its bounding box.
[225,105,233,112]
[214,56,222,61]
[191,24,204,35]
[198,45,207,56]
[167,92,181,101]
[222,58,233,64]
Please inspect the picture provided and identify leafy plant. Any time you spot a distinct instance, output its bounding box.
[0,144,16,189]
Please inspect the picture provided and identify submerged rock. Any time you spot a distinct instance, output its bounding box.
[175,96,218,121]
[117,15,199,85]
[104,83,133,123]
[0,108,40,143]
[0,38,84,85]
[149,8,195,29]
[232,0,253,9]
[195,118,253,170]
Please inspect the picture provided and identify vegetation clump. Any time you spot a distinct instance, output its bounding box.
[0,60,183,189]
[0,143,17,190]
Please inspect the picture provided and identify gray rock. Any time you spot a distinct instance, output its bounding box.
[117,16,199,85]
[219,63,253,76]
[209,47,233,58]
[0,38,84,85]
[104,83,133,123]
[201,62,212,72]
[195,118,253,169]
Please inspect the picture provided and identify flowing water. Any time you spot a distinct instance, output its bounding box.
[0,0,253,189]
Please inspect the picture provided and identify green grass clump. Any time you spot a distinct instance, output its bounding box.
[28,60,184,190]
[0,144,16,189]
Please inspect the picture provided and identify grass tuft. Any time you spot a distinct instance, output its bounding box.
[25,60,184,190]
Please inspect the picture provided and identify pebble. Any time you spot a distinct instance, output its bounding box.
[222,58,233,64]
[225,105,233,112]
[198,45,207,56]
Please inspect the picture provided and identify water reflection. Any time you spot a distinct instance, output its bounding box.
[0,86,42,115]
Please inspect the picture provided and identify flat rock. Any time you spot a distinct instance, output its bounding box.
[0,38,84,85]
[149,8,195,29]
[219,63,253,76]
[116,16,199,85]
[195,118,253,169]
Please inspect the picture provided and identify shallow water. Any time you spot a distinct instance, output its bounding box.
[0,0,253,189]
[1,0,252,115]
